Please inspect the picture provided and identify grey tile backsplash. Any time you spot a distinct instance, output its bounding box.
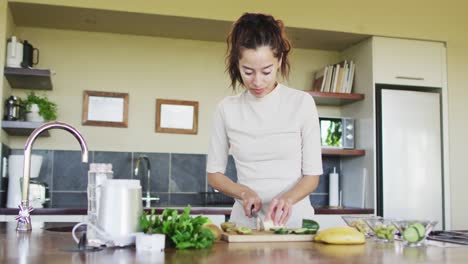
[170,154,206,193]
[0,145,340,208]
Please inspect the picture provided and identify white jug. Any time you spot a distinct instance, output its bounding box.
[98,179,143,246]
[6,36,23,68]
[72,179,142,247]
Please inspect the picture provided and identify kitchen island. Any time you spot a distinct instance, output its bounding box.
[1,222,467,263]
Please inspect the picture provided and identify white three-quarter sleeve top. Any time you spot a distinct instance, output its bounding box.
[207,83,323,228]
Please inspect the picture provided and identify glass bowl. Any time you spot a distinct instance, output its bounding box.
[393,220,438,247]
[341,216,379,237]
[365,218,397,243]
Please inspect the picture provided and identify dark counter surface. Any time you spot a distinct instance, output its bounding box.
[0,206,374,215]
[1,222,467,264]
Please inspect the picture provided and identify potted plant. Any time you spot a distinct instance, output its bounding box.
[136,209,166,252]
[22,92,58,122]
[136,206,216,251]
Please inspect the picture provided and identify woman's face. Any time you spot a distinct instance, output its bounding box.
[239,46,281,98]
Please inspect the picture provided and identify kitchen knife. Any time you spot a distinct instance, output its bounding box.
[251,206,264,231]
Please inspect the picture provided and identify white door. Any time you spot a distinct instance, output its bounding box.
[381,89,443,229]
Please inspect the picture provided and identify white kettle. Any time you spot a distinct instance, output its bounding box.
[6,36,23,68]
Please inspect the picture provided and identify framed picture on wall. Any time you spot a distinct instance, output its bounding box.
[82,90,129,127]
[155,99,198,134]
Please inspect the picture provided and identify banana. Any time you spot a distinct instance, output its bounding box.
[314,226,366,245]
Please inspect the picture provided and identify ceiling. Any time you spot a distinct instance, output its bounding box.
[9,2,371,51]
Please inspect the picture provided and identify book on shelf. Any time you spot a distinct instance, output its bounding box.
[311,60,356,93]
[324,65,334,92]
[312,66,328,91]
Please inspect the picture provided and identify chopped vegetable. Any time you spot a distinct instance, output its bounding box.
[302,219,320,231]
[274,228,291,235]
[403,223,426,243]
[236,226,252,235]
[274,227,316,235]
[374,224,396,241]
[292,228,309,234]
[350,220,370,235]
[263,220,284,231]
[221,222,236,232]
[269,227,283,232]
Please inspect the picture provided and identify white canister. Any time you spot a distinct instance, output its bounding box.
[6,36,23,68]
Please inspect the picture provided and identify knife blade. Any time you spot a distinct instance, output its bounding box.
[251,206,264,231]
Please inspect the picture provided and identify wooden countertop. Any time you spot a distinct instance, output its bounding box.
[1,222,467,264]
[0,206,374,215]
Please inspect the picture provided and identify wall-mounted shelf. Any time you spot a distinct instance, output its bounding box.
[321,148,365,157]
[1,121,49,137]
[308,91,364,106]
[4,67,53,90]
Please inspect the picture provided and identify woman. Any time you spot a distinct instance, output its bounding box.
[207,13,323,228]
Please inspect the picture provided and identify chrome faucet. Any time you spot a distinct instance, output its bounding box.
[17,121,88,232]
[134,155,159,208]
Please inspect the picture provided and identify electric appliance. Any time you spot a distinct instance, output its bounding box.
[98,179,142,246]
[73,179,142,247]
[6,36,23,68]
[376,84,444,230]
[319,117,355,149]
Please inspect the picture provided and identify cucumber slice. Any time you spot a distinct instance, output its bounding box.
[269,227,283,232]
[293,228,308,234]
[403,227,421,243]
[304,229,318,234]
[302,219,320,230]
[274,228,290,235]
[410,223,426,239]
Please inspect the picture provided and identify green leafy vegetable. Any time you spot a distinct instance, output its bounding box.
[139,206,215,249]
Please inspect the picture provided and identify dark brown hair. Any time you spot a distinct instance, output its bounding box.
[226,13,292,90]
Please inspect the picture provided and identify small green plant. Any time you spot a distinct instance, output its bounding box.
[22,92,58,121]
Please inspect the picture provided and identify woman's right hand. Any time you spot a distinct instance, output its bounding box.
[239,185,262,217]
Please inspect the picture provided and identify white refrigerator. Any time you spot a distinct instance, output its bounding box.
[377,86,444,230]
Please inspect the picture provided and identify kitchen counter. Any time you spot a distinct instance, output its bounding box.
[1,222,467,264]
[0,206,374,215]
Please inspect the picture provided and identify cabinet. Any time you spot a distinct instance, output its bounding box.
[373,37,445,88]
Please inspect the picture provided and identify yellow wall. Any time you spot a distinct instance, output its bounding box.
[7,27,339,151]
[3,0,468,229]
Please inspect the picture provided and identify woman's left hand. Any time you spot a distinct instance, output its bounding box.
[265,197,293,226]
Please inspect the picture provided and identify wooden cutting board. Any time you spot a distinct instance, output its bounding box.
[221,230,315,243]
